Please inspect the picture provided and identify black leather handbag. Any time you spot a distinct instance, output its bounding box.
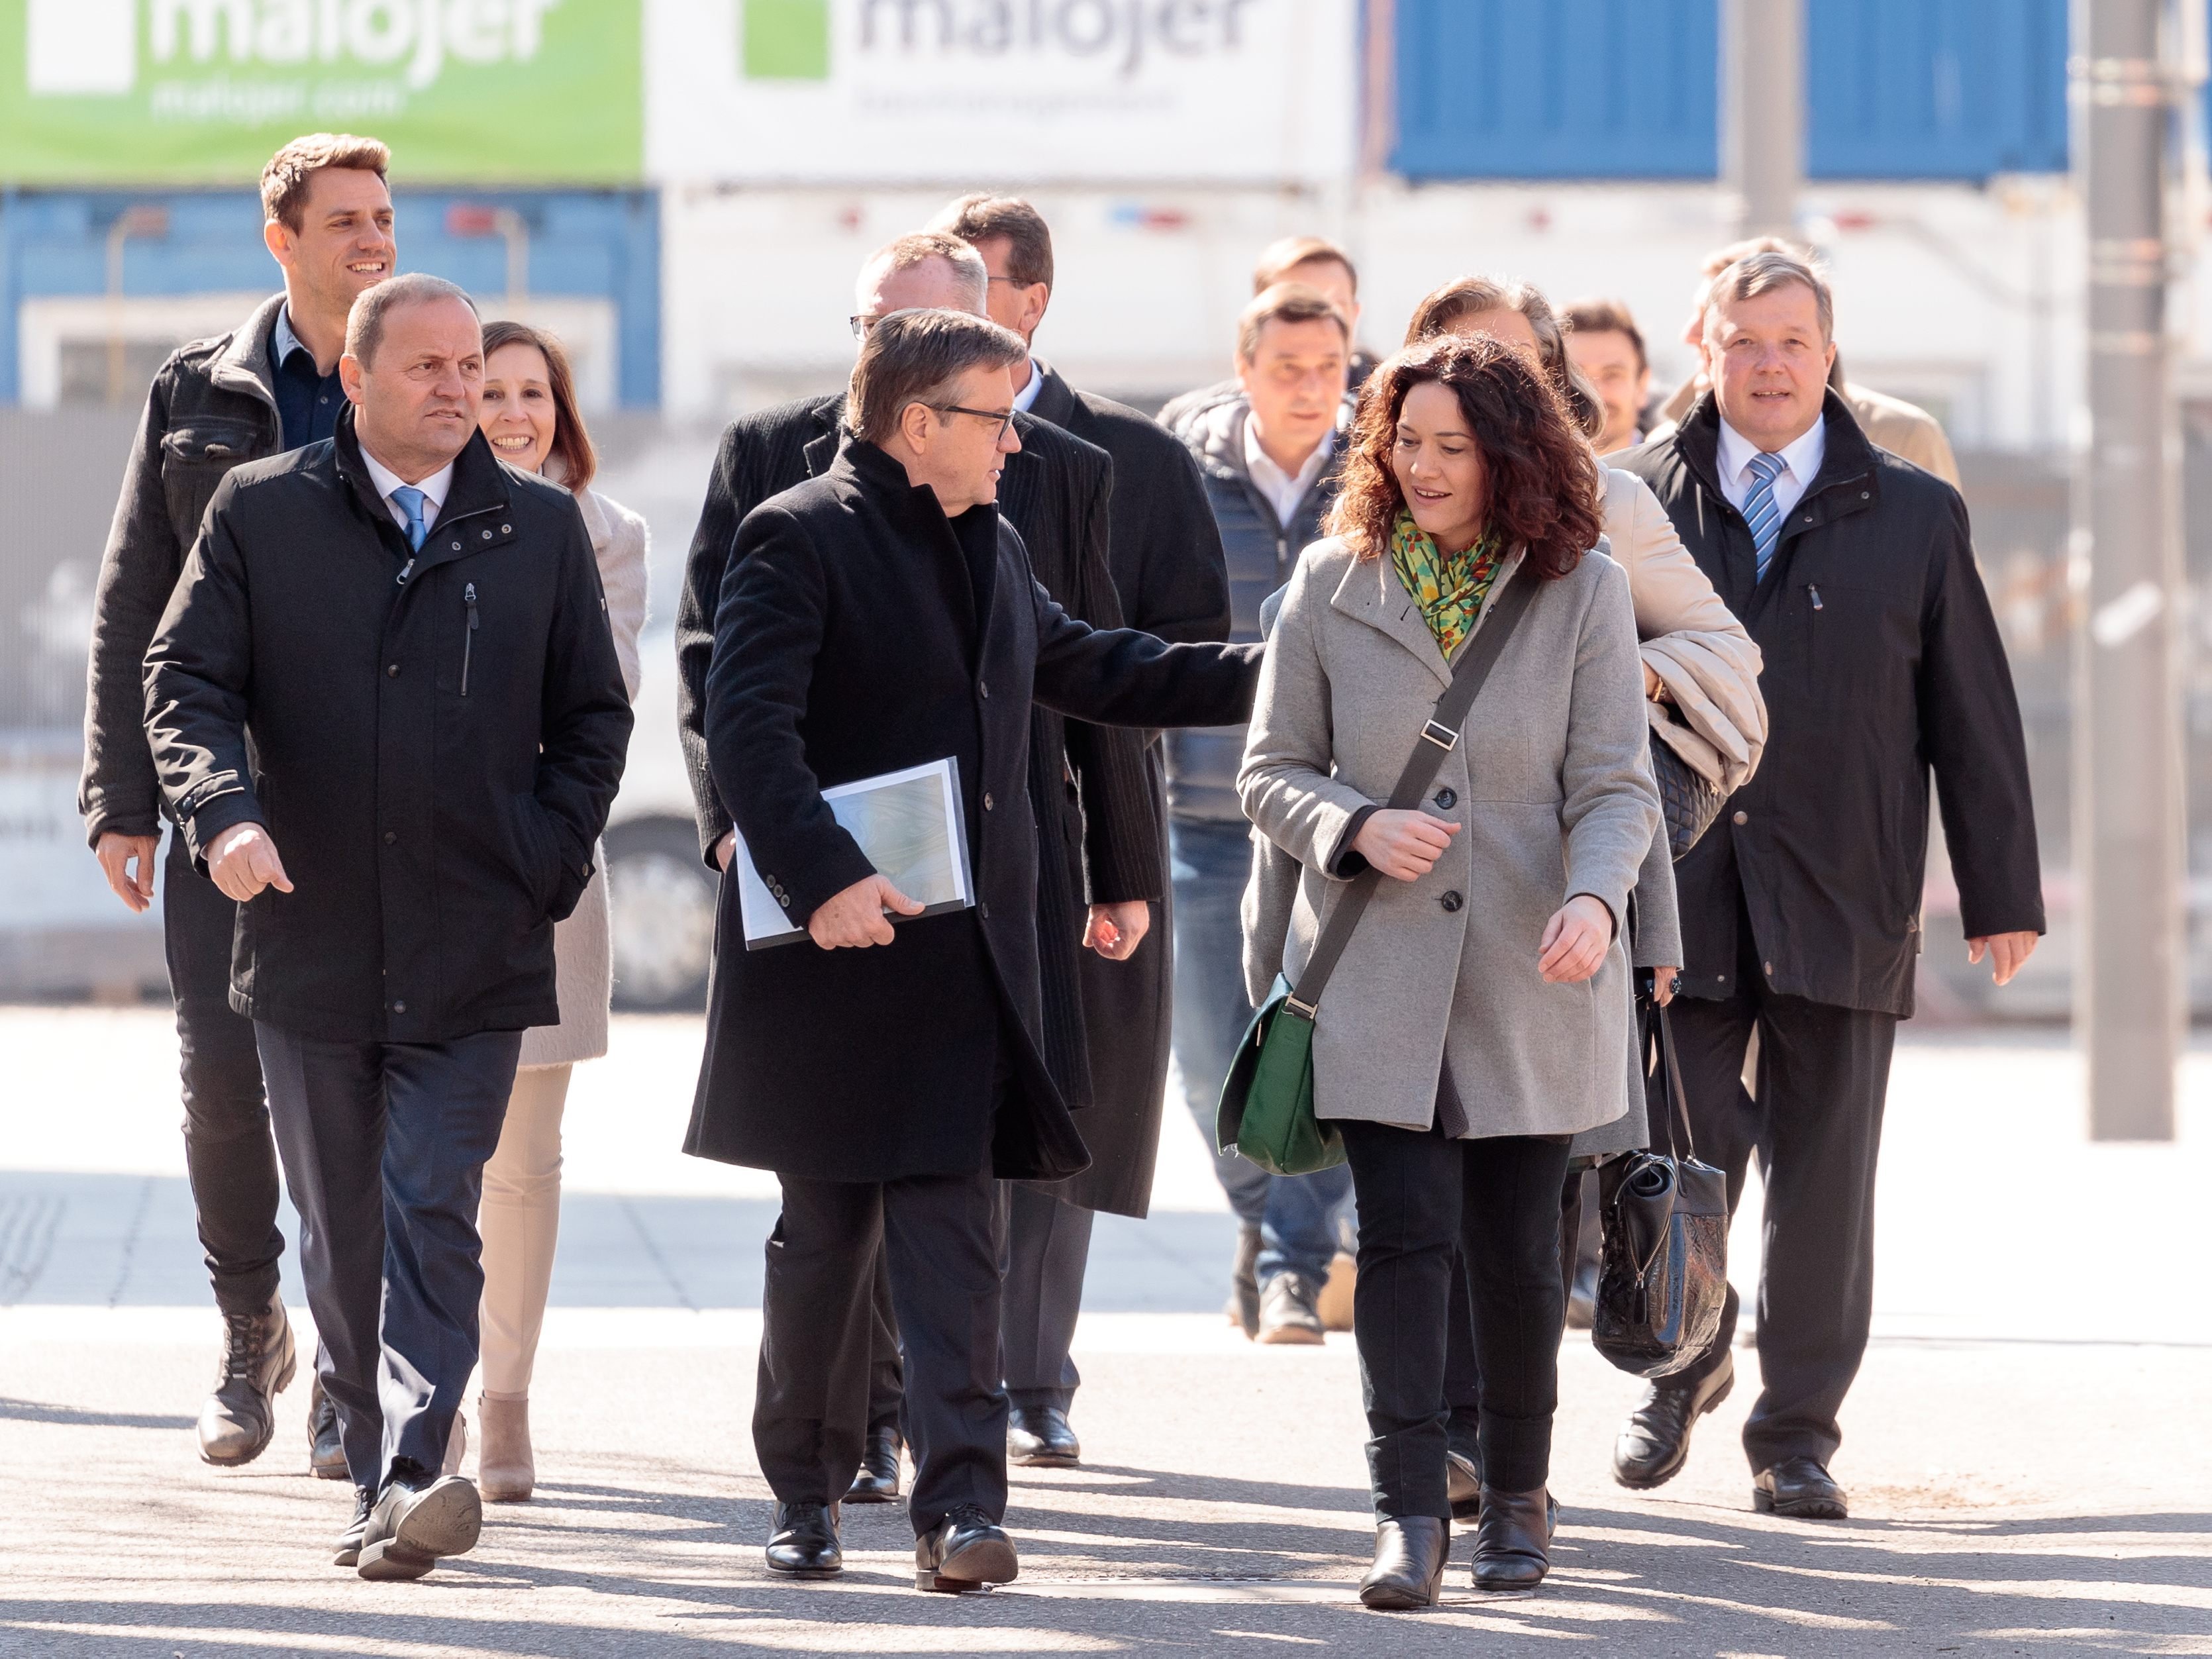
[1590,1003,1729,1379]
[1650,729,1725,861]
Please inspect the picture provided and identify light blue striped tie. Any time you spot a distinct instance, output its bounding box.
[1743,452,1786,580]
[390,484,428,552]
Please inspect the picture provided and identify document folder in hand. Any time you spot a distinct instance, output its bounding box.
[733,758,976,949]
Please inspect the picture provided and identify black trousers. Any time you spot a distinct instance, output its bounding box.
[258,1023,521,1493]
[1000,1184,1094,1412]
[1668,904,1898,1471]
[162,834,283,1317]
[1340,1119,1572,1517]
[1442,1176,1587,1460]
[758,1166,1009,1534]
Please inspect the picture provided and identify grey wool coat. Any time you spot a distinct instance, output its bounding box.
[1238,536,1662,1140]
[519,486,649,1070]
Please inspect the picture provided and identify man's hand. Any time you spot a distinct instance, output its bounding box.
[1538,894,1614,985]
[715,830,735,872]
[1084,901,1150,961]
[1350,809,1460,882]
[1967,930,2038,987]
[807,874,925,949]
[1650,965,1680,1007]
[95,832,160,915]
[207,822,293,903]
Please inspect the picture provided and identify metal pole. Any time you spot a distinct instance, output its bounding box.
[1723,0,1803,240]
[2074,0,2183,1141]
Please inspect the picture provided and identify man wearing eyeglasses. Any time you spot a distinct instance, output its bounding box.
[687,308,1259,1594]
[672,232,1160,1572]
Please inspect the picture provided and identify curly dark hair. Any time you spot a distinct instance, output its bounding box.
[1331,332,1601,579]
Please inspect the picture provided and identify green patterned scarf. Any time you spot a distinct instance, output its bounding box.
[1389,513,1503,658]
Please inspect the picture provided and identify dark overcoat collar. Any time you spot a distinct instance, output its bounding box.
[332,405,513,579]
[832,438,1003,644]
[1674,386,1884,612]
[1027,364,1081,428]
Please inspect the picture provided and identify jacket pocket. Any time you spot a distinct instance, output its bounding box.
[160,417,263,544]
[508,792,562,914]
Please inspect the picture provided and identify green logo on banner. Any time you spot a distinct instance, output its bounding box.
[1,0,643,184]
[742,0,829,81]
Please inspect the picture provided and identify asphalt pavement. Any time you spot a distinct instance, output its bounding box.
[3,1007,2209,1657]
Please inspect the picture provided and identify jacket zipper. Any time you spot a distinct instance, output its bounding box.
[462,583,479,695]
[1807,583,1824,611]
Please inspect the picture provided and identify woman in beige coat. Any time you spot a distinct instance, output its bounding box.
[465,321,648,1499]
[1240,334,1660,1607]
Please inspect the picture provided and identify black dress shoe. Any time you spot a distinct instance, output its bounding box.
[915,1504,1018,1593]
[1008,1405,1080,1468]
[198,1293,295,1467]
[766,1501,843,1577]
[1754,1456,1848,1519]
[357,1474,482,1581]
[1612,1355,1734,1490]
[1358,1516,1448,1610]
[307,1378,350,1480]
[332,1486,374,1568]
[1470,1485,1550,1590]
[845,1427,903,1503]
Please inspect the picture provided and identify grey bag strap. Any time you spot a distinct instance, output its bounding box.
[1285,571,1538,1016]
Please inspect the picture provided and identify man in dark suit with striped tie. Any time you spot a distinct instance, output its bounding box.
[1611,250,2044,1521]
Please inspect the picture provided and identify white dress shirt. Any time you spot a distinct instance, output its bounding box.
[1715,413,1826,525]
[1011,354,1047,414]
[358,445,456,538]
[1244,417,1334,528]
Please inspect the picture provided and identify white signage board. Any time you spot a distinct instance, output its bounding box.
[645,0,1358,186]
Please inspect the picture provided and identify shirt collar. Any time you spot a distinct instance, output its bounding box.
[1244,415,1334,497]
[1716,409,1826,492]
[358,442,456,520]
[1011,355,1046,415]
[272,305,319,374]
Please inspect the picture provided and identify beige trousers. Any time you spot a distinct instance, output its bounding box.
[478,1064,570,1399]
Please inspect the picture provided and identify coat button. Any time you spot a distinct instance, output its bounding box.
[983,793,994,811]
[450,540,461,551]
[1764,962,1775,978]
[501,524,511,533]
[482,530,493,540]
[980,901,991,919]
[1434,787,1456,810]
[391,999,407,1014]
[978,680,990,699]
[1440,891,1464,913]
[387,663,400,678]
[383,831,396,845]
[1732,809,1748,826]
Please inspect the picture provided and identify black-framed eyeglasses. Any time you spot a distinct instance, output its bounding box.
[933,403,1017,441]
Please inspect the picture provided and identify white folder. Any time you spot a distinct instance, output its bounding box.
[733,757,976,950]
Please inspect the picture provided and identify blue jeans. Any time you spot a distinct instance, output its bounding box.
[1169,817,1353,1288]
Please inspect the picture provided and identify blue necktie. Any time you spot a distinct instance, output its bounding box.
[390,484,428,552]
[1742,452,1786,580]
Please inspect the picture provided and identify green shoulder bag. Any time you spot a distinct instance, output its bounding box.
[1216,572,1537,1176]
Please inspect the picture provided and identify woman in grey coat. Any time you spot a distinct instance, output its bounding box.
[466,322,649,1500]
[1239,335,1660,1607]
[1400,277,1768,1501]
